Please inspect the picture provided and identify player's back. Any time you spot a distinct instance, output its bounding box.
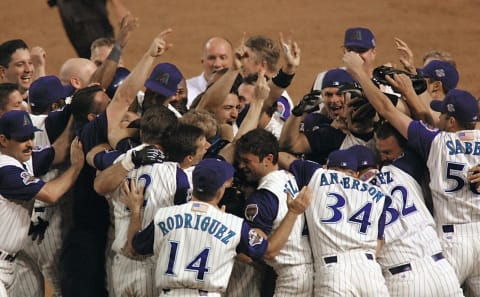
[428,130,480,225]
[374,164,441,268]
[153,201,244,293]
[306,168,387,258]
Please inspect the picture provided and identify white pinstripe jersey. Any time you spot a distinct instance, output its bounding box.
[256,170,312,269]
[425,130,480,225]
[306,168,388,258]
[110,159,191,254]
[152,201,246,293]
[373,165,442,268]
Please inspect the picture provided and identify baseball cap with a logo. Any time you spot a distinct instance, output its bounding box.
[193,158,235,195]
[344,27,376,50]
[327,149,359,171]
[421,60,459,90]
[0,110,41,140]
[144,63,183,97]
[321,68,354,89]
[348,145,377,169]
[29,75,69,109]
[430,89,478,122]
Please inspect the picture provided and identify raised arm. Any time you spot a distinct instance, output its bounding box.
[343,52,412,139]
[264,186,311,259]
[89,13,138,89]
[35,138,84,203]
[106,28,172,148]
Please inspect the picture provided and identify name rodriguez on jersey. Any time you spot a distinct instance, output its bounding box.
[316,172,387,202]
[157,213,236,245]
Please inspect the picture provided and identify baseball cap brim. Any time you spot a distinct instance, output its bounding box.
[144,80,176,97]
[430,100,445,113]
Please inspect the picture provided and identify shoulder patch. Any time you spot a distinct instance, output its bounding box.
[419,120,438,132]
[21,172,40,185]
[245,204,258,222]
[248,229,264,246]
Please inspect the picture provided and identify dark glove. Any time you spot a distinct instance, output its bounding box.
[348,97,376,120]
[131,145,166,168]
[292,90,322,117]
[373,66,427,95]
[28,217,49,244]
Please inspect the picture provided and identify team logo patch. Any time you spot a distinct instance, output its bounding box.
[20,172,40,185]
[248,229,264,246]
[245,204,258,222]
[434,69,446,78]
[419,120,438,132]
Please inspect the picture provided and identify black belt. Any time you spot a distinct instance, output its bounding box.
[0,250,16,262]
[442,224,454,233]
[389,252,444,275]
[162,289,209,296]
[324,253,373,264]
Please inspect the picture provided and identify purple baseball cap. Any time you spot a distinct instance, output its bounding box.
[348,145,377,168]
[327,149,358,171]
[421,60,459,90]
[321,68,354,89]
[0,110,41,140]
[344,27,376,49]
[193,158,235,194]
[29,76,69,109]
[430,89,478,122]
[144,63,183,97]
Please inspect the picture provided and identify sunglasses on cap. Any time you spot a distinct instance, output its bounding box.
[345,46,370,54]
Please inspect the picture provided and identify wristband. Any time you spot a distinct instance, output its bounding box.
[120,150,135,171]
[272,69,295,89]
[107,43,123,63]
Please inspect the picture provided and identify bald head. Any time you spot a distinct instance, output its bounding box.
[201,37,233,81]
[59,58,97,89]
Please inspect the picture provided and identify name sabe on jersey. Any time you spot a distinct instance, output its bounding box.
[316,172,386,202]
[157,213,236,245]
[446,139,480,156]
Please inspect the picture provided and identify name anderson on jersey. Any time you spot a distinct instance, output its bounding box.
[316,172,387,202]
[157,213,236,245]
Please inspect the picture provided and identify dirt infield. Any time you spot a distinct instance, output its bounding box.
[2,0,480,101]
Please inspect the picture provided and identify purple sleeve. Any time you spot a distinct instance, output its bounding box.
[236,221,268,261]
[289,159,321,188]
[407,121,440,161]
[174,168,190,205]
[392,149,427,182]
[93,150,122,170]
[32,147,55,176]
[80,112,109,154]
[132,220,154,255]
[377,196,392,240]
[45,108,71,143]
[244,190,279,234]
[0,165,45,201]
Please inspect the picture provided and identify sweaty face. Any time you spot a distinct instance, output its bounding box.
[237,152,265,182]
[2,49,34,94]
[202,39,233,81]
[0,90,24,116]
[214,93,240,125]
[322,87,345,119]
[375,135,403,165]
[1,135,35,163]
[90,45,112,67]
[240,48,263,78]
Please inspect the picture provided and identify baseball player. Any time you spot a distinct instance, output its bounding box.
[351,142,464,296]
[122,158,312,297]
[94,122,209,297]
[283,148,390,296]
[235,128,313,297]
[345,52,480,294]
[0,110,84,296]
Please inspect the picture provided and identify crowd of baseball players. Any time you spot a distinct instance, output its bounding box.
[0,11,479,297]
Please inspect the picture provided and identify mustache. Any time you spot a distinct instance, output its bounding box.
[22,146,33,153]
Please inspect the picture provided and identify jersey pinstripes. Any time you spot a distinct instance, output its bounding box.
[256,170,313,297]
[373,165,463,297]
[427,130,480,225]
